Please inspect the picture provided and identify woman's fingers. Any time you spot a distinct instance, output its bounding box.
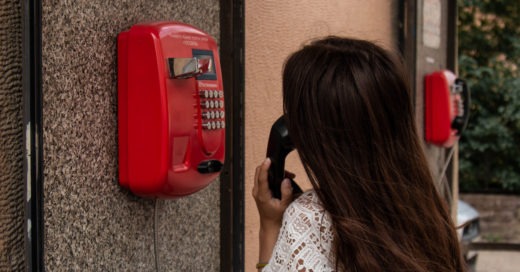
[257,158,272,200]
[253,158,271,200]
[253,164,261,197]
[257,158,271,191]
[253,159,296,229]
[280,179,294,207]
[284,170,296,179]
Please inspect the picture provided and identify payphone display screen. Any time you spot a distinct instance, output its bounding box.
[193,49,217,81]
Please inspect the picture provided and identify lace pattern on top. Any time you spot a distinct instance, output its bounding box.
[263,190,335,272]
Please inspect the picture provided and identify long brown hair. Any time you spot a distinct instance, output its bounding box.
[282,37,465,272]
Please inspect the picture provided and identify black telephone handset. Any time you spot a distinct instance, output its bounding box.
[451,78,471,136]
[266,116,302,199]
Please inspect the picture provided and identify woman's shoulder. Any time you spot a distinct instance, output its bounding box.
[284,190,329,224]
[290,190,323,209]
[271,190,335,270]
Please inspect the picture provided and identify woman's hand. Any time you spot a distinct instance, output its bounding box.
[253,158,295,230]
[253,158,295,269]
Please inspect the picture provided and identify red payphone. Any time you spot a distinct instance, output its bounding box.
[118,22,225,198]
[424,70,470,147]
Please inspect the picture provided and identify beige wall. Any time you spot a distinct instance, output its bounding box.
[245,0,399,270]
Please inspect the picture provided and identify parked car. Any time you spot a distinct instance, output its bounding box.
[457,200,480,272]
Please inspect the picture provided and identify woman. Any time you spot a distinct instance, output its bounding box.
[253,37,466,271]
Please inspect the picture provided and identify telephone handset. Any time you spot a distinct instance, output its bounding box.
[451,78,471,136]
[266,116,302,199]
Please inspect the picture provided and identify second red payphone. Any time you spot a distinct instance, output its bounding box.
[424,70,470,147]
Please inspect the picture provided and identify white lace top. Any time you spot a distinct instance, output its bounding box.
[263,190,336,271]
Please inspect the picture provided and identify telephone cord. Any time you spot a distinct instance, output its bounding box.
[437,146,457,218]
[437,146,456,186]
[154,198,160,272]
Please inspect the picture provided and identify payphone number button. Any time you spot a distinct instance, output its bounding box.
[199,89,224,98]
[202,110,225,120]
[202,121,226,130]
[200,98,223,113]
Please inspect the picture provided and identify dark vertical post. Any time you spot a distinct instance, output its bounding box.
[22,0,44,271]
[220,0,245,271]
[446,0,458,72]
[399,0,418,105]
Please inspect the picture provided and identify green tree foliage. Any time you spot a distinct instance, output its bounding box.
[458,0,520,192]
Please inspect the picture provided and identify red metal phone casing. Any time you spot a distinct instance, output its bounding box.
[424,71,452,146]
[118,22,225,198]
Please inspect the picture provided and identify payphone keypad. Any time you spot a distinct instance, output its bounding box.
[199,89,225,131]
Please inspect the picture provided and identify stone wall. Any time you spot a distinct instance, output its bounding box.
[0,0,24,270]
[42,1,221,271]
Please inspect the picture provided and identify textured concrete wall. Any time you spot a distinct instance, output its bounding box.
[244,0,399,269]
[42,1,220,271]
[0,0,24,270]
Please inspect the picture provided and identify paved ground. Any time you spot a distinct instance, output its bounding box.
[476,250,520,272]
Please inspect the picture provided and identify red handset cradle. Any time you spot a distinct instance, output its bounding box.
[118,22,225,198]
[424,70,470,147]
